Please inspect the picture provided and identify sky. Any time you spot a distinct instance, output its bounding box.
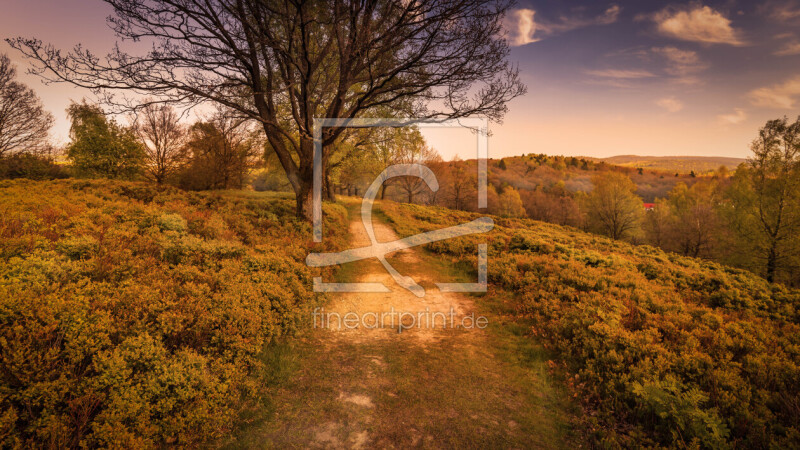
[1,0,799,159]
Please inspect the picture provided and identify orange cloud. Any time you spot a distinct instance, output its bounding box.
[585,69,656,79]
[505,9,539,47]
[505,5,621,47]
[749,77,800,109]
[717,108,747,125]
[656,96,684,113]
[774,41,800,56]
[653,6,745,46]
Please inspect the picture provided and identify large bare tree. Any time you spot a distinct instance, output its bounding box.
[133,103,187,184]
[8,0,525,220]
[0,54,54,157]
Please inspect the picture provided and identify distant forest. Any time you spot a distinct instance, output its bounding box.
[326,122,800,288]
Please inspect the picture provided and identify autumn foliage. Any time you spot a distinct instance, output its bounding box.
[0,179,347,447]
[379,201,800,447]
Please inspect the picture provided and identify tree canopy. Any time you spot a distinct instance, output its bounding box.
[66,101,145,179]
[9,0,525,220]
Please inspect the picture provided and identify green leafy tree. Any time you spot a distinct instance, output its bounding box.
[724,116,800,283]
[392,128,440,204]
[66,101,144,179]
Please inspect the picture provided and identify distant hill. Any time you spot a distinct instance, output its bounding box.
[487,154,703,202]
[590,155,746,174]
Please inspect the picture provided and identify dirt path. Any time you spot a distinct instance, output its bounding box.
[317,214,478,344]
[239,203,576,448]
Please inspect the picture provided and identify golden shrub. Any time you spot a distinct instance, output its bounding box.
[0,179,347,447]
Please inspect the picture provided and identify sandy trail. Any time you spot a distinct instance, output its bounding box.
[248,206,573,449]
[318,215,480,344]
[304,210,489,448]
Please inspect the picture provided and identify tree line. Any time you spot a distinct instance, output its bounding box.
[0,55,261,190]
[576,118,799,287]
[359,118,799,287]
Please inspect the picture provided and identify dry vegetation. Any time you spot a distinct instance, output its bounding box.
[379,200,800,448]
[0,179,347,447]
[593,155,746,174]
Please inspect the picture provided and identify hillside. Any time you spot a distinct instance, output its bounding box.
[591,155,746,174]
[486,154,702,202]
[378,201,800,447]
[371,154,705,208]
[0,179,348,447]
[3,179,798,447]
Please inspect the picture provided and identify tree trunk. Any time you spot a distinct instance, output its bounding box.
[766,244,777,283]
[324,168,336,202]
[296,178,314,222]
[380,183,387,200]
[260,124,310,221]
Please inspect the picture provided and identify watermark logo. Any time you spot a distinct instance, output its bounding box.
[306,118,492,297]
[313,307,489,333]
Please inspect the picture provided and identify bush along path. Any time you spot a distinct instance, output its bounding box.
[235,199,578,448]
[375,201,800,448]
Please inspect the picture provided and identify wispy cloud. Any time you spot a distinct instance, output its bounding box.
[774,41,800,56]
[656,96,684,112]
[505,9,539,47]
[651,46,709,84]
[651,5,745,46]
[717,108,747,125]
[585,69,656,79]
[540,5,621,34]
[505,5,621,47]
[761,1,800,22]
[748,76,800,108]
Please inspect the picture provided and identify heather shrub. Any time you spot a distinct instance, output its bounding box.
[0,179,347,447]
[380,201,800,448]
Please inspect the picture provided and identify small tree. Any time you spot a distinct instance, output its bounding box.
[133,103,187,184]
[0,54,53,156]
[392,128,441,204]
[179,110,259,190]
[496,186,526,218]
[643,199,671,248]
[522,187,581,227]
[665,181,719,258]
[66,101,145,179]
[586,172,644,240]
[445,157,477,211]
